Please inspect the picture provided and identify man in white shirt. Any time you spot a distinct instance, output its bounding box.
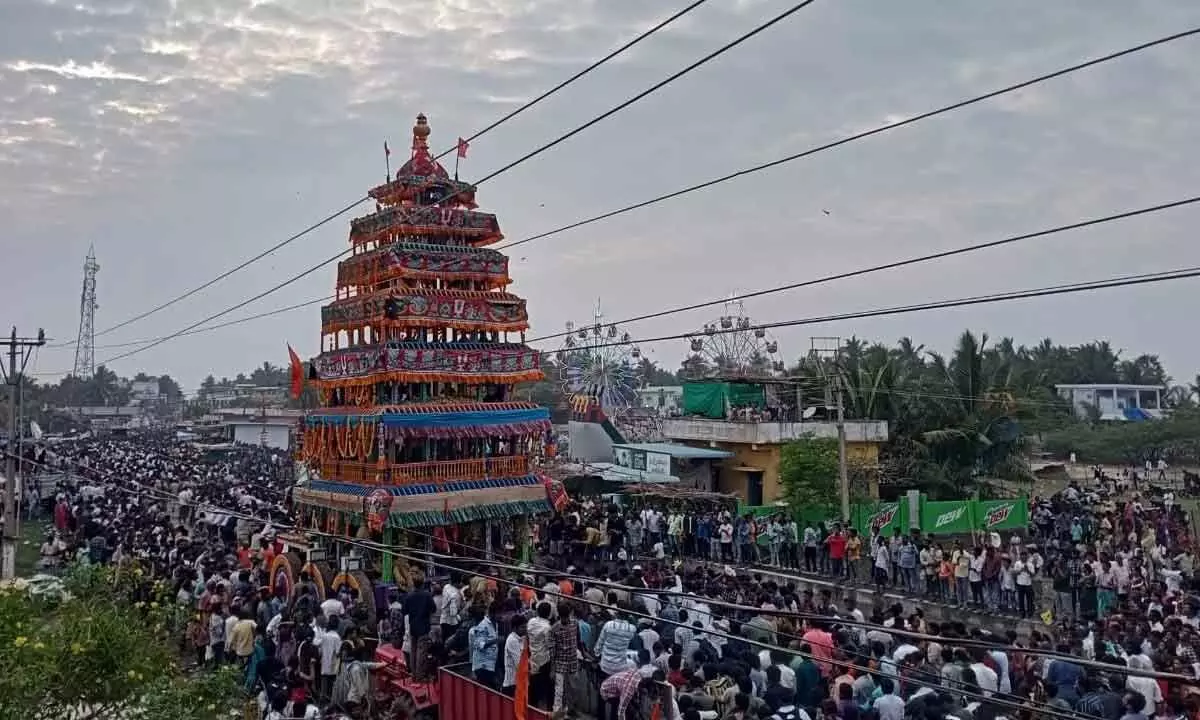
[872,677,905,720]
[1013,553,1034,618]
[968,652,999,697]
[1127,652,1162,715]
[501,617,527,694]
[440,580,463,638]
[526,602,554,707]
[313,615,343,703]
[718,522,734,561]
[320,596,346,624]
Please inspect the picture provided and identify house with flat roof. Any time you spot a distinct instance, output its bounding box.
[659,380,889,505]
[561,442,732,489]
[1055,383,1165,422]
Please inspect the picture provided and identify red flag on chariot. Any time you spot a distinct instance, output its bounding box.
[287,344,304,399]
[456,137,469,158]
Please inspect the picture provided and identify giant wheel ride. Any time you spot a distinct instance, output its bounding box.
[556,301,643,418]
[683,297,783,379]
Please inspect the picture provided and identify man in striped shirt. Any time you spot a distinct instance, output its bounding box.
[596,609,638,675]
[600,667,647,720]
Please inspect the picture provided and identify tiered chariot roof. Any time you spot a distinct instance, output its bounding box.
[294,114,559,529]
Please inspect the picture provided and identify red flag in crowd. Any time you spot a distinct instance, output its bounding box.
[513,637,530,720]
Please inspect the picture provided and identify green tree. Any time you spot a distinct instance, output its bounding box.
[157,374,183,400]
[636,358,680,387]
[779,437,840,515]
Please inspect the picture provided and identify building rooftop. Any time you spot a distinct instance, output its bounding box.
[560,461,678,484]
[610,442,733,459]
[1055,383,1165,390]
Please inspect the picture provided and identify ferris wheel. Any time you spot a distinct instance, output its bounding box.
[684,296,783,378]
[556,301,643,415]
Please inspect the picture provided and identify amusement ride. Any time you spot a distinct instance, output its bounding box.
[683,295,783,378]
[556,300,644,418]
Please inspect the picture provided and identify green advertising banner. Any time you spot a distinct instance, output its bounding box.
[737,497,1028,536]
[851,502,907,537]
[921,500,973,535]
[974,499,1028,531]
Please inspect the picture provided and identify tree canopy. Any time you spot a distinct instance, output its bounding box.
[778,331,1182,498]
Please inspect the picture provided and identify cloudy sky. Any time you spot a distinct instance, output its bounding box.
[2,0,1199,391]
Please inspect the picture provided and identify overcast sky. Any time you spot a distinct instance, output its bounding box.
[2,0,1199,392]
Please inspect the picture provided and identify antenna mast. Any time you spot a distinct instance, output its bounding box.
[73,245,99,379]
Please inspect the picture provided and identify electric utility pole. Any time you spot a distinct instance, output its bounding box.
[2,327,46,579]
[810,337,850,523]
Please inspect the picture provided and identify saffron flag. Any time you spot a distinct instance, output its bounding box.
[456,137,469,158]
[513,637,530,720]
[287,344,304,399]
[384,141,391,157]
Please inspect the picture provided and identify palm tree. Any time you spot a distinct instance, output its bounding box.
[918,331,1032,497]
[90,366,124,406]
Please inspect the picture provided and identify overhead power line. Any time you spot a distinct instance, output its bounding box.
[80,198,368,345]
[475,0,820,184]
[92,296,335,350]
[495,26,1200,251]
[53,27,1200,368]
[79,0,718,345]
[90,0,817,368]
[523,263,1200,356]
[430,0,718,162]
[33,191,1198,376]
[34,261,1200,380]
[528,194,1200,344]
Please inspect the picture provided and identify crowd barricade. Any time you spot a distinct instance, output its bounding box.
[439,662,552,720]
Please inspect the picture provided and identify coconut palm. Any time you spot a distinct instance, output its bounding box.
[917,331,1033,496]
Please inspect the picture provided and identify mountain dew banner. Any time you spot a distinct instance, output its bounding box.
[922,501,973,534]
[739,497,1026,535]
[975,499,1028,531]
[920,499,1029,534]
[850,502,907,537]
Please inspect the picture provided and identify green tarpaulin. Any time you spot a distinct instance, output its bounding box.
[682,382,766,419]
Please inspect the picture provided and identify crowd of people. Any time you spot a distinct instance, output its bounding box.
[6,435,1199,720]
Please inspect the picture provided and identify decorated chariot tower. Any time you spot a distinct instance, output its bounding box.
[292,115,561,585]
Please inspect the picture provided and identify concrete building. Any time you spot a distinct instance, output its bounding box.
[660,416,889,505]
[1055,383,1165,421]
[129,380,161,404]
[634,386,684,415]
[216,408,302,450]
[70,406,146,432]
[197,383,288,409]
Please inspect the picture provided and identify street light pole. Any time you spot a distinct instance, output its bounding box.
[2,327,46,579]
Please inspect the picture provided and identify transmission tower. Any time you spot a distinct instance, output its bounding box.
[72,245,99,380]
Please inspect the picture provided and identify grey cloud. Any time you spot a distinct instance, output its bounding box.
[3,0,1200,388]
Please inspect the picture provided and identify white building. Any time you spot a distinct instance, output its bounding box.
[229,421,292,450]
[129,380,160,404]
[198,383,287,409]
[635,385,684,415]
[1055,383,1165,421]
[216,408,301,450]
